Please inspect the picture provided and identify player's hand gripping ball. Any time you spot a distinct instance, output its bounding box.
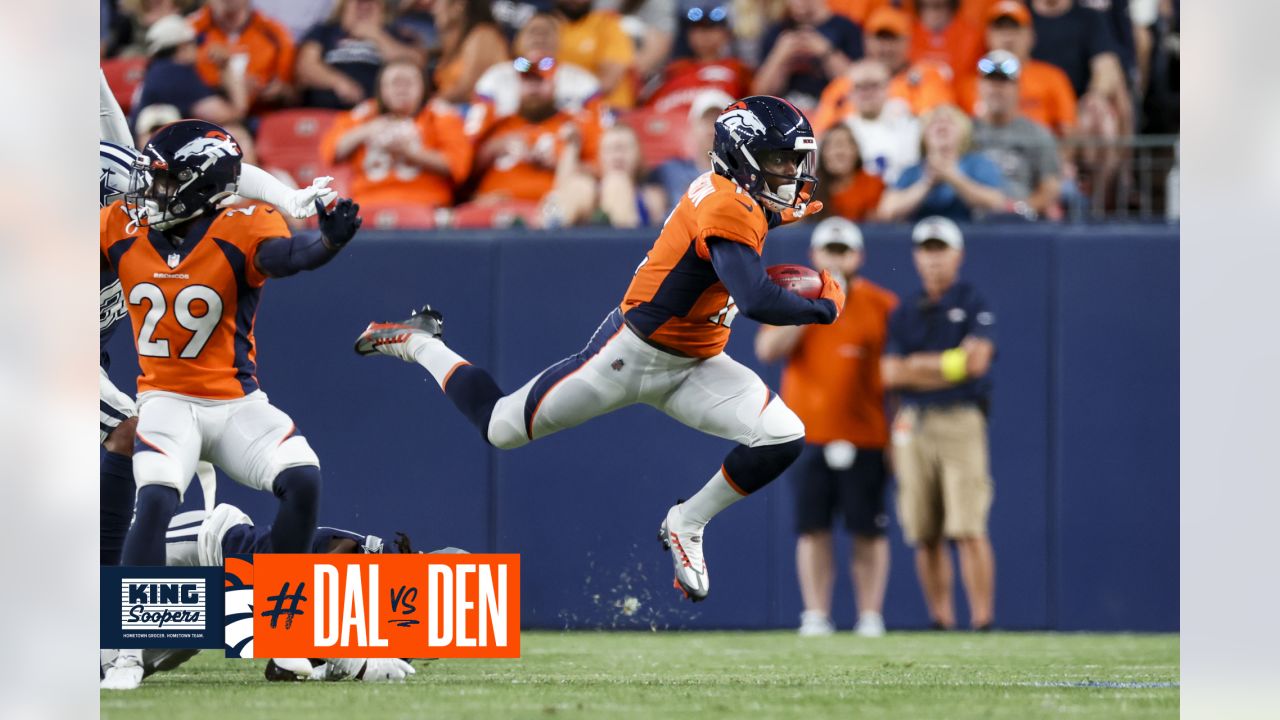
[766,264,824,299]
[316,197,363,248]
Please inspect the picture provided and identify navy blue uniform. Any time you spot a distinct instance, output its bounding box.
[885,281,996,409]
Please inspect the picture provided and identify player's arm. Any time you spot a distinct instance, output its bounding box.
[707,239,840,325]
[99,69,133,148]
[236,164,338,220]
[253,198,362,279]
[881,336,995,391]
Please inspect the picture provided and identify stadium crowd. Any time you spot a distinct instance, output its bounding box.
[100,0,1179,229]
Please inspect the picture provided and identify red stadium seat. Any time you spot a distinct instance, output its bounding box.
[450,200,542,229]
[255,109,341,186]
[101,57,147,115]
[358,203,441,230]
[623,108,691,170]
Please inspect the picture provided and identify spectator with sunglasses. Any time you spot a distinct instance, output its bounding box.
[319,59,472,208]
[474,12,600,119]
[811,7,955,134]
[554,0,638,108]
[465,48,603,213]
[970,50,1063,220]
[753,0,864,110]
[431,0,509,104]
[641,3,750,114]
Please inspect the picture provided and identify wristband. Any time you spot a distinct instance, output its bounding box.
[940,348,969,383]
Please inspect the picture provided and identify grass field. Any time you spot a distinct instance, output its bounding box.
[101,630,1178,719]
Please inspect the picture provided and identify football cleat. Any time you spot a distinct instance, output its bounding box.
[100,650,144,690]
[353,305,444,360]
[658,503,709,602]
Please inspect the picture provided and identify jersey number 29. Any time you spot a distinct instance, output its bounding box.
[129,283,224,359]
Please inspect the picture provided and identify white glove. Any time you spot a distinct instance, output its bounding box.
[319,658,415,682]
[281,176,339,219]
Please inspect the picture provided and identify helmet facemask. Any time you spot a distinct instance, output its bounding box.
[743,143,818,214]
[127,153,237,233]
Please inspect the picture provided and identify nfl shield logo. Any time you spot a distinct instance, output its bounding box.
[167,253,180,269]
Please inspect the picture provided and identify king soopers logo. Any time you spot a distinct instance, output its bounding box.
[121,578,206,630]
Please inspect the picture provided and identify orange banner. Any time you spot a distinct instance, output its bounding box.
[243,554,520,659]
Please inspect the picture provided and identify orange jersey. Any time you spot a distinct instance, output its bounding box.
[191,9,295,101]
[319,100,471,207]
[909,17,985,82]
[100,201,288,400]
[824,171,885,221]
[811,61,955,134]
[780,278,898,446]
[955,59,1078,136]
[558,10,636,108]
[467,101,603,203]
[828,0,891,25]
[620,172,768,358]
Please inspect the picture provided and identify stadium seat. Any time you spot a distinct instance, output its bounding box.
[101,57,147,115]
[623,108,691,170]
[255,109,341,187]
[450,200,543,229]
[358,203,441,230]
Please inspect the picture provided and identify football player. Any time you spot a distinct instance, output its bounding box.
[355,96,845,602]
[101,503,449,687]
[98,70,337,567]
[100,119,362,688]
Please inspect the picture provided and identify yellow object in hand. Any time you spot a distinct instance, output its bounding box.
[940,348,969,383]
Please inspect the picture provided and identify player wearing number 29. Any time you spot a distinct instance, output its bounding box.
[100,120,363,580]
[356,96,845,602]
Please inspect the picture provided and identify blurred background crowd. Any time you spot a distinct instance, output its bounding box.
[100,0,1180,229]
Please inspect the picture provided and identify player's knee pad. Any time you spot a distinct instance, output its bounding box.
[262,436,320,490]
[130,449,187,497]
[752,398,806,447]
[486,396,531,450]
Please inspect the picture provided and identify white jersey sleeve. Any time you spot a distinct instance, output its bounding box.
[100,69,133,148]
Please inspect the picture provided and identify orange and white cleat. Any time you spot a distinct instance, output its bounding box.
[658,502,709,602]
[353,305,444,361]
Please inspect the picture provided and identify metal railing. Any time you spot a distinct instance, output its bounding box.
[1061,134,1179,223]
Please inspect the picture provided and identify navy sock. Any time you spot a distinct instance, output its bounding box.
[271,465,321,553]
[122,485,179,566]
[443,364,506,442]
[100,450,136,565]
[722,438,805,494]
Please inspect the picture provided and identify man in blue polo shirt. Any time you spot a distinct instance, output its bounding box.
[881,216,997,631]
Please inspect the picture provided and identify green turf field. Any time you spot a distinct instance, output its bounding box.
[101,630,1178,719]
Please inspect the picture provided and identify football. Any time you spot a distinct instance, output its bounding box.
[766,264,823,299]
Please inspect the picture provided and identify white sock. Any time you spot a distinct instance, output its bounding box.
[679,468,746,527]
[408,336,468,389]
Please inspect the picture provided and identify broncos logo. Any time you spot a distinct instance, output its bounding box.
[174,133,242,165]
[717,108,768,143]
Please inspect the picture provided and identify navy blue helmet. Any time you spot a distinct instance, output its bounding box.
[129,119,243,231]
[710,95,818,213]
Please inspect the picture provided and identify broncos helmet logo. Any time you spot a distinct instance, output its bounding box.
[717,108,768,144]
[173,133,242,167]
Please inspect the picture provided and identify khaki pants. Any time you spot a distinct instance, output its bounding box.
[892,404,992,545]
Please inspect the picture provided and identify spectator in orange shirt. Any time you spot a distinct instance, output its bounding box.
[554,0,638,108]
[910,0,984,82]
[812,7,955,134]
[432,0,509,104]
[814,123,885,222]
[828,0,890,26]
[466,53,603,218]
[756,217,899,638]
[319,59,471,208]
[641,4,751,114]
[954,1,1077,137]
[190,0,296,111]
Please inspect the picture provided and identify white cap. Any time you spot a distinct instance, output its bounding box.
[810,217,864,250]
[911,215,964,250]
[146,15,196,57]
[688,89,736,123]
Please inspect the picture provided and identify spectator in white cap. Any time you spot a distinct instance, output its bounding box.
[645,88,736,215]
[756,217,899,638]
[133,14,255,160]
[881,215,998,631]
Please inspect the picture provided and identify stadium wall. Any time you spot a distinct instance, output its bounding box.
[103,223,1179,632]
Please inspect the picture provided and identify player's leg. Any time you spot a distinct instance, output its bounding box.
[653,353,806,600]
[122,397,202,566]
[842,448,890,637]
[100,369,138,565]
[791,444,837,636]
[936,406,996,629]
[356,307,639,449]
[206,397,321,554]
